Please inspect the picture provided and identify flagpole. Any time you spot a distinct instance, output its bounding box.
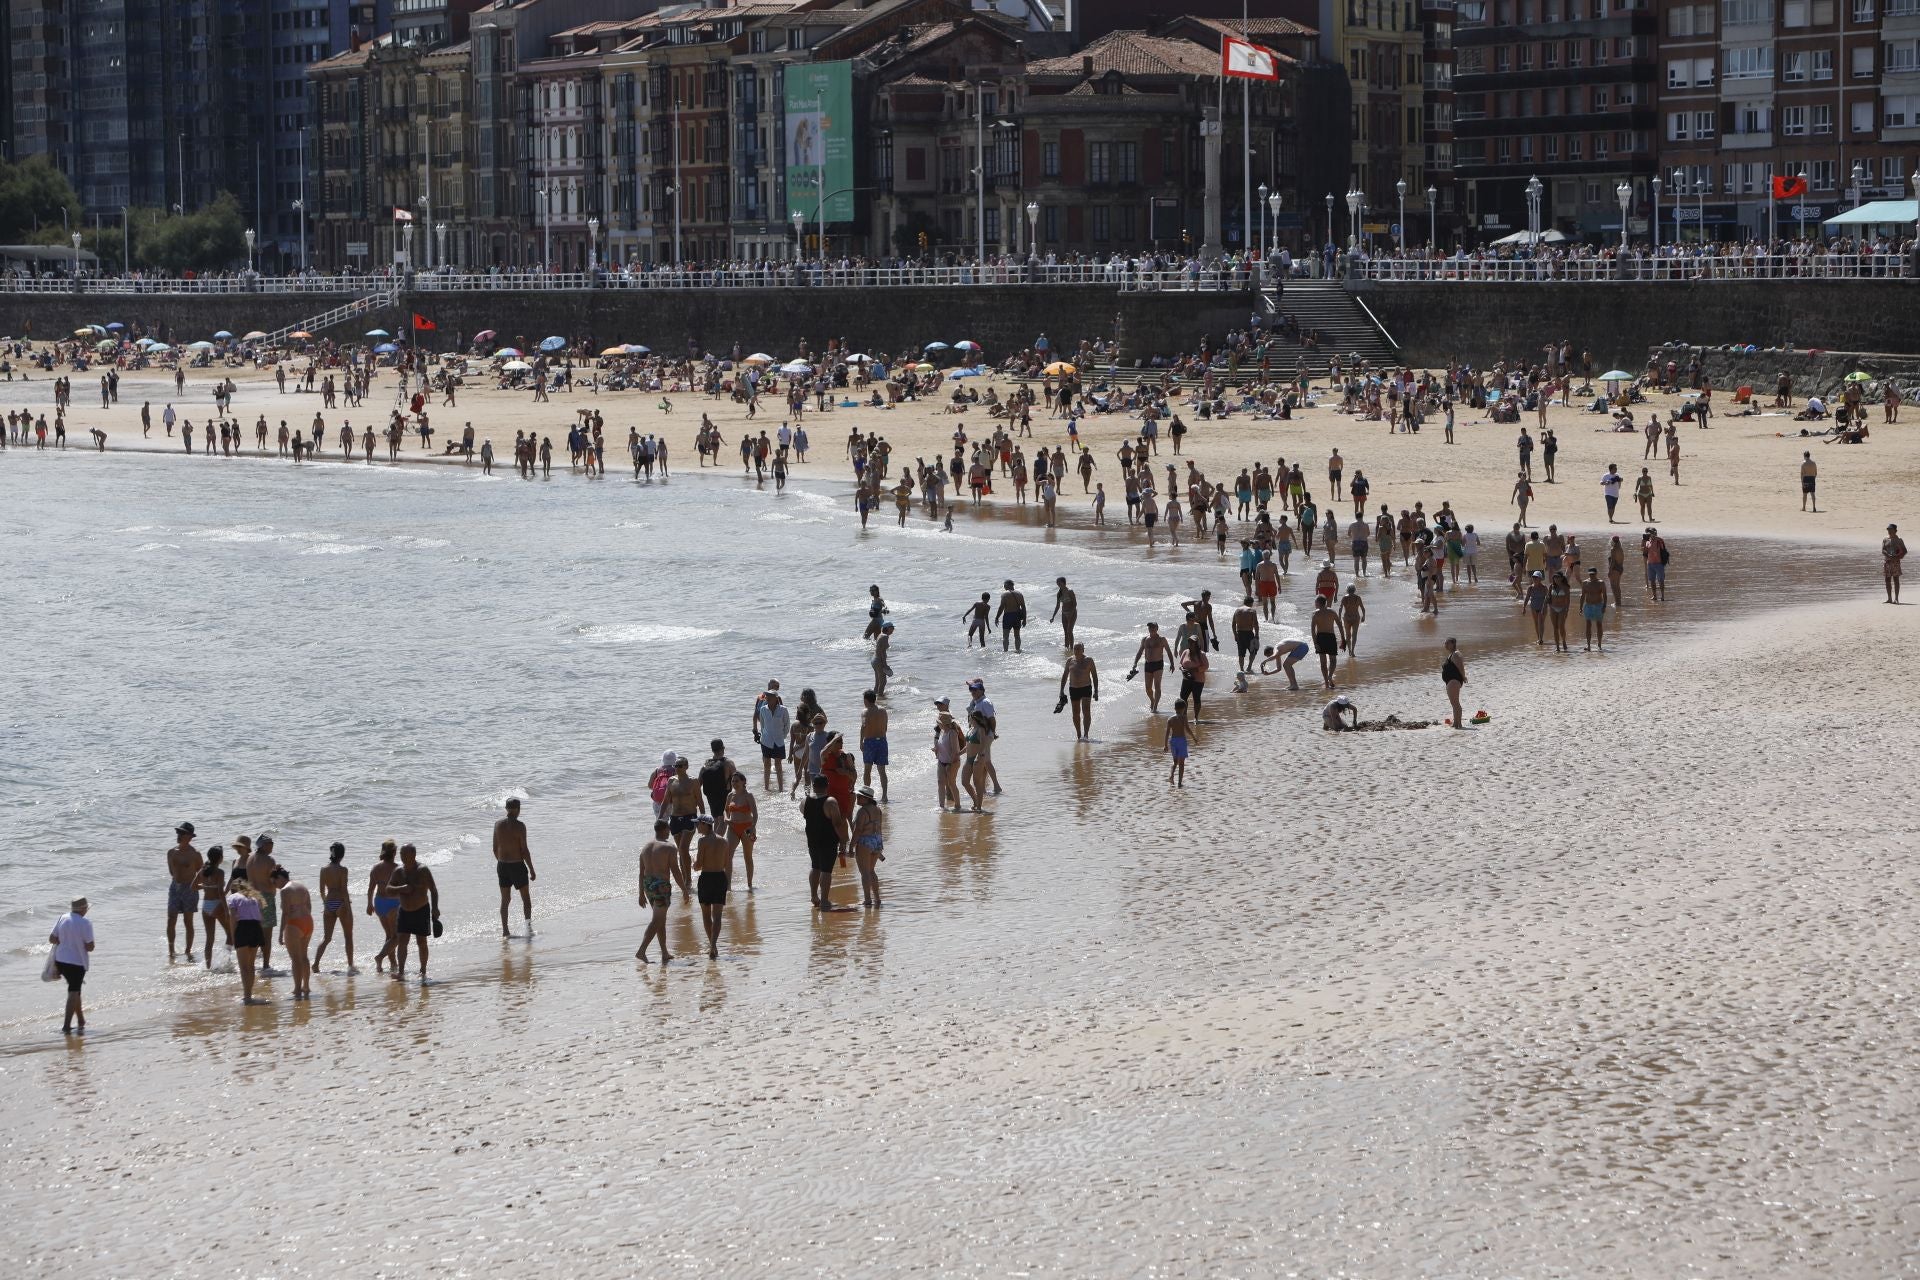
[1241,0,1252,269]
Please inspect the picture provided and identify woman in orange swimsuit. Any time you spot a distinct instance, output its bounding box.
[723,772,759,892]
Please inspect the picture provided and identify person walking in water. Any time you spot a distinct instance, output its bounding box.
[691,815,733,960]
[493,797,536,937]
[312,842,356,975]
[166,821,203,962]
[850,787,885,908]
[636,820,676,963]
[387,843,440,982]
[49,897,94,1034]
[1050,577,1078,650]
[1059,643,1100,741]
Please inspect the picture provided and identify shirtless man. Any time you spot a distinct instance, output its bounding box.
[665,757,703,894]
[871,622,894,695]
[1339,585,1368,655]
[1163,698,1194,787]
[1580,568,1609,651]
[247,835,281,974]
[995,580,1027,652]
[166,821,203,960]
[1059,643,1100,741]
[493,797,537,937]
[1050,577,1079,649]
[1182,591,1218,652]
[1131,622,1173,713]
[859,689,890,801]
[1230,596,1260,673]
[960,592,991,647]
[386,843,440,981]
[850,786,885,908]
[636,820,677,962]
[311,842,356,974]
[275,868,315,1000]
[691,816,733,960]
[1885,524,1906,604]
[863,584,890,640]
[1310,595,1342,690]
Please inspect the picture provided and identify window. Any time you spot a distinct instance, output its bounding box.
[1784,51,1808,80]
[1597,86,1613,108]
[1089,206,1110,241]
[1694,110,1717,137]
[1669,5,1695,31]
[1885,157,1907,185]
[1809,159,1836,189]
[1519,134,1533,160]
[1782,105,1808,135]
[1783,0,1808,22]
[1695,56,1716,85]
[1496,47,1511,72]
[1496,137,1512,162]
[1545,135,1560,160]
[1885,95,1920,127]
[1088,143,1110,184]
[1667,111,1691,140]
[1566,39,1583,68]
[1888,40,1920,74]
[1568,135,1583,160]
[1592,38,1608,64]
[1853,101,1875,131]
[1544,42,1558,69]
[1852,0,1873,16]
[1720,0,1770,21]
[1584,181,1604,206]
[1667,59,1689,87]
[1735,103,1772,135]
[1594,132,1609,159]
[1616,36,1636,57]
[1042,204,1061,242]
[1041,140,1059,177]
[1853,46,1874,78]
[1723,46,1773,79]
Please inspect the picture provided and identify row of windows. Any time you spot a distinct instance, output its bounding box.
[1667,45,1881,87]
[1464,130,1651,162]
[1672,98,1920,135]
[1459,0,1645,26]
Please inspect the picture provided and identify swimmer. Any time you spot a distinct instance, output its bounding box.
[1164,697,1194,787]
[311,842,356,974]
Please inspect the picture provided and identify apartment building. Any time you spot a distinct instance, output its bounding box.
[1452,0,1658,244]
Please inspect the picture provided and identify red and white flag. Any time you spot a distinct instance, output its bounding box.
[393,207,415,222]
[1223,37,1280,80]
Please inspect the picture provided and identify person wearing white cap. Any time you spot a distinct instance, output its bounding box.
[1322,696,1358,732]
[753,684,791,791]
[49,897,94,1034]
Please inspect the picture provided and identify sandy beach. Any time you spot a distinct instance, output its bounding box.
[1,349,1914,1276]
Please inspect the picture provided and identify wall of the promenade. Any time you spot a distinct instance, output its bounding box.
[0,286,1256,361]
[1354,280,1919,370]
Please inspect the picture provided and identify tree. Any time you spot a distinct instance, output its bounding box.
[133,193,247,273]
[0,157,83,244]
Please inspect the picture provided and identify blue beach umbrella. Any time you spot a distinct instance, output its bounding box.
[365,328,390,338]
[213,330,234,340]
[539,335,567,352]
[105,322,125,331]
[374,343,398,354]
[623,344,651,355]
[924,341,951,351]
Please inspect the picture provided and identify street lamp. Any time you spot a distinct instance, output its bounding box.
[1344,188,1360,248]
[1266,191,1281,259]
[244,227,255,275]
[1650,176,1662,253]
[586,216,599,274]
[1525,175,1544,249]
[71,231,81,279]
[1912,171,1920,249]
[436,222,449,272]
[790,209,805,263]
[1395,177,1407,252]
[535,187,551,268]
[401,222,414,276]
[1851,160,1867,210]
[1426,184,1437,250]
[121,206,130,274]
[1256,182,1268,258]
[1615,181,1632,250]
[1025,200,1040,257]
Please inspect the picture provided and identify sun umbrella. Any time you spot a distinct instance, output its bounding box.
[924,341,951,351]
[599,346,627,357]
[743,353,774,365]
[1843,371,1874,383]
[473,328,497,343]
[623,344,650,355]
[500,359,532,372]
[365,328,390,338]
[213,330,234,340]
[146,343,172,352]
[955,340,981,351]
[948,368,982,379]
[105,322,125,331]
[186,340,216,351]
[493,347,523,359]
[288,331,313,340]
[539,336,567,352]
[94,338,117,351]
[373,343,398,354]
[845,353,872,364]
[73,327,96,337]
[913,362,935,372]
[1599,369,1633,381]
[780,361,814,374]
[241,330,267,341]
[1044,361,1075,375]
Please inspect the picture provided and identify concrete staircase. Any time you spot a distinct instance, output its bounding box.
[1264,280,1401,373]
[261,289,397,347]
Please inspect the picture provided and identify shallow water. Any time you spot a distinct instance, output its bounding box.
[1,446,1897,1277]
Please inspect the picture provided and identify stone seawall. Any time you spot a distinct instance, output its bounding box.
[1354,280,1919,370]
[1649,342,1920,402]
[0,286,1255,363]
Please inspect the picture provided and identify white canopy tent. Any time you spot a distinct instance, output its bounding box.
[1822,200,1918,228]
[1489,228,1575,246]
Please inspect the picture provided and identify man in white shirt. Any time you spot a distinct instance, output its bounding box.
[753,686,792,792]
[49,897,94,1035]
[1601,464,1624,524]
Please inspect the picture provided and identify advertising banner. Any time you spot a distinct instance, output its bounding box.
[785,62,853,223]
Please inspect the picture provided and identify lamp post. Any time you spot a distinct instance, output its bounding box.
[121,206,130,274]
[1850,160,1866,211]
[1525,174,1543,249]
[1650,176,1661,253]
[1616,181,1632,250]
[1395,177,1407,252]
[296,126,308,274]
[1912,171,1920,250]
[401,222,414,277]
[586,216,599,274]
[71,231,81,279]
[1266,191,1281,259]
[1344,188,1360,249]
[790,209,805,263]
[1256,182,1268,258]
[1025,199,1039,258]
[1323,192,1334,250]
[535,186,552,268]
[973,80,985,267]
[245,227,255,275]
[1425,184,1437,250]
[436,222,449,271]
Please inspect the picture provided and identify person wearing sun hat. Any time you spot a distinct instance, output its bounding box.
[1886,524,1907,603]
[166,822,202,962]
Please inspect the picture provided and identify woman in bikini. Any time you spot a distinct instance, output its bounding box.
[196,846,232,970]
[312,842,355,974]
[1442,637,1468,730]
[850,788,886,908]
[1547,571,1573,653]
[366,840,402,974]
[723,772,759,894]
[226,871,268,1005]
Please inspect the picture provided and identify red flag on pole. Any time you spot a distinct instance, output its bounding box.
[412,313,437,331]
[1771,175,1808,200]
[1223,37,1281,80]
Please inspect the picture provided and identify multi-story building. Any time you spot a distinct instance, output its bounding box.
[1451,0,1658,245]
[269,2,390,269]
[1658,0,1908,241]
[1420,0,1457,243]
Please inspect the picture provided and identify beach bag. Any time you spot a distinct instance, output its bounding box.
[41,948,60,982]
[1659,544,1671,565]
[648,769,671,806]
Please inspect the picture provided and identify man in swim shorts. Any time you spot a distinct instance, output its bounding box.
[1310,595,1342,689]
[166,821,203,961]
[1231,595,1260,674]
[665,756,703,891]
[637,820,676,962]
[692,816,733,959]
[1131,622,1172,714]
[859,689,890,802]
[387,843,440,981]
[492,797,538,937]
[248,835,282,974]
[1059,643,1100,741]
[995,579,1027,652]
[1580,568,1608,651]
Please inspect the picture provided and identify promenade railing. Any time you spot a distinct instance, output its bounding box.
[1355,252,1913,282]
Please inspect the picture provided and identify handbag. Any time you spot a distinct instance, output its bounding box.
[41,948,61,983]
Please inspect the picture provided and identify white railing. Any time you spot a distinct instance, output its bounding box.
[1356,252,1913,282]
[411,263,1260,292]
[0,275,386,296]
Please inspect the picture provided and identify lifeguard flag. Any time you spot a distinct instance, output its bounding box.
[1772,175,1808,200]
[412,313,437,331]
[393,207,415,222]
[1223,37,1281,80]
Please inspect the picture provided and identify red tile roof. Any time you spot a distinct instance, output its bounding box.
[1027,30,1221,80]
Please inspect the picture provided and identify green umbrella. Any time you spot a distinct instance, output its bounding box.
[1842,371,1874,383]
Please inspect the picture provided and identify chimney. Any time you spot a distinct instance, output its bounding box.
[1081,55,1093,77]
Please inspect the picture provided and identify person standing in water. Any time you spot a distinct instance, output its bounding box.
[859,689,890,803]
[387,843,440,982]
[871,622,894,695]
[1164,698,1194,788]
[275,867,314,1000]
[1442,638,1468,729]
[636,820,677,963]
[1131,622,1172,714]
[493,797,537,937]
[850,786,885,908]
[49,897,94,1035]
[691,816,733,960]
[803,777,847,910]
[1059,643,1100,741]
[1049,577,1078,650]
[166,821,203,962]
[995,580,1027,652]
[367,840,402,973]
[311,843,356,975]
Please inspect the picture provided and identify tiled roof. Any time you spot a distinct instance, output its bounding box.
[1180,15,1317,39]
[1027,30,1219,80]
[310,41,380,71]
